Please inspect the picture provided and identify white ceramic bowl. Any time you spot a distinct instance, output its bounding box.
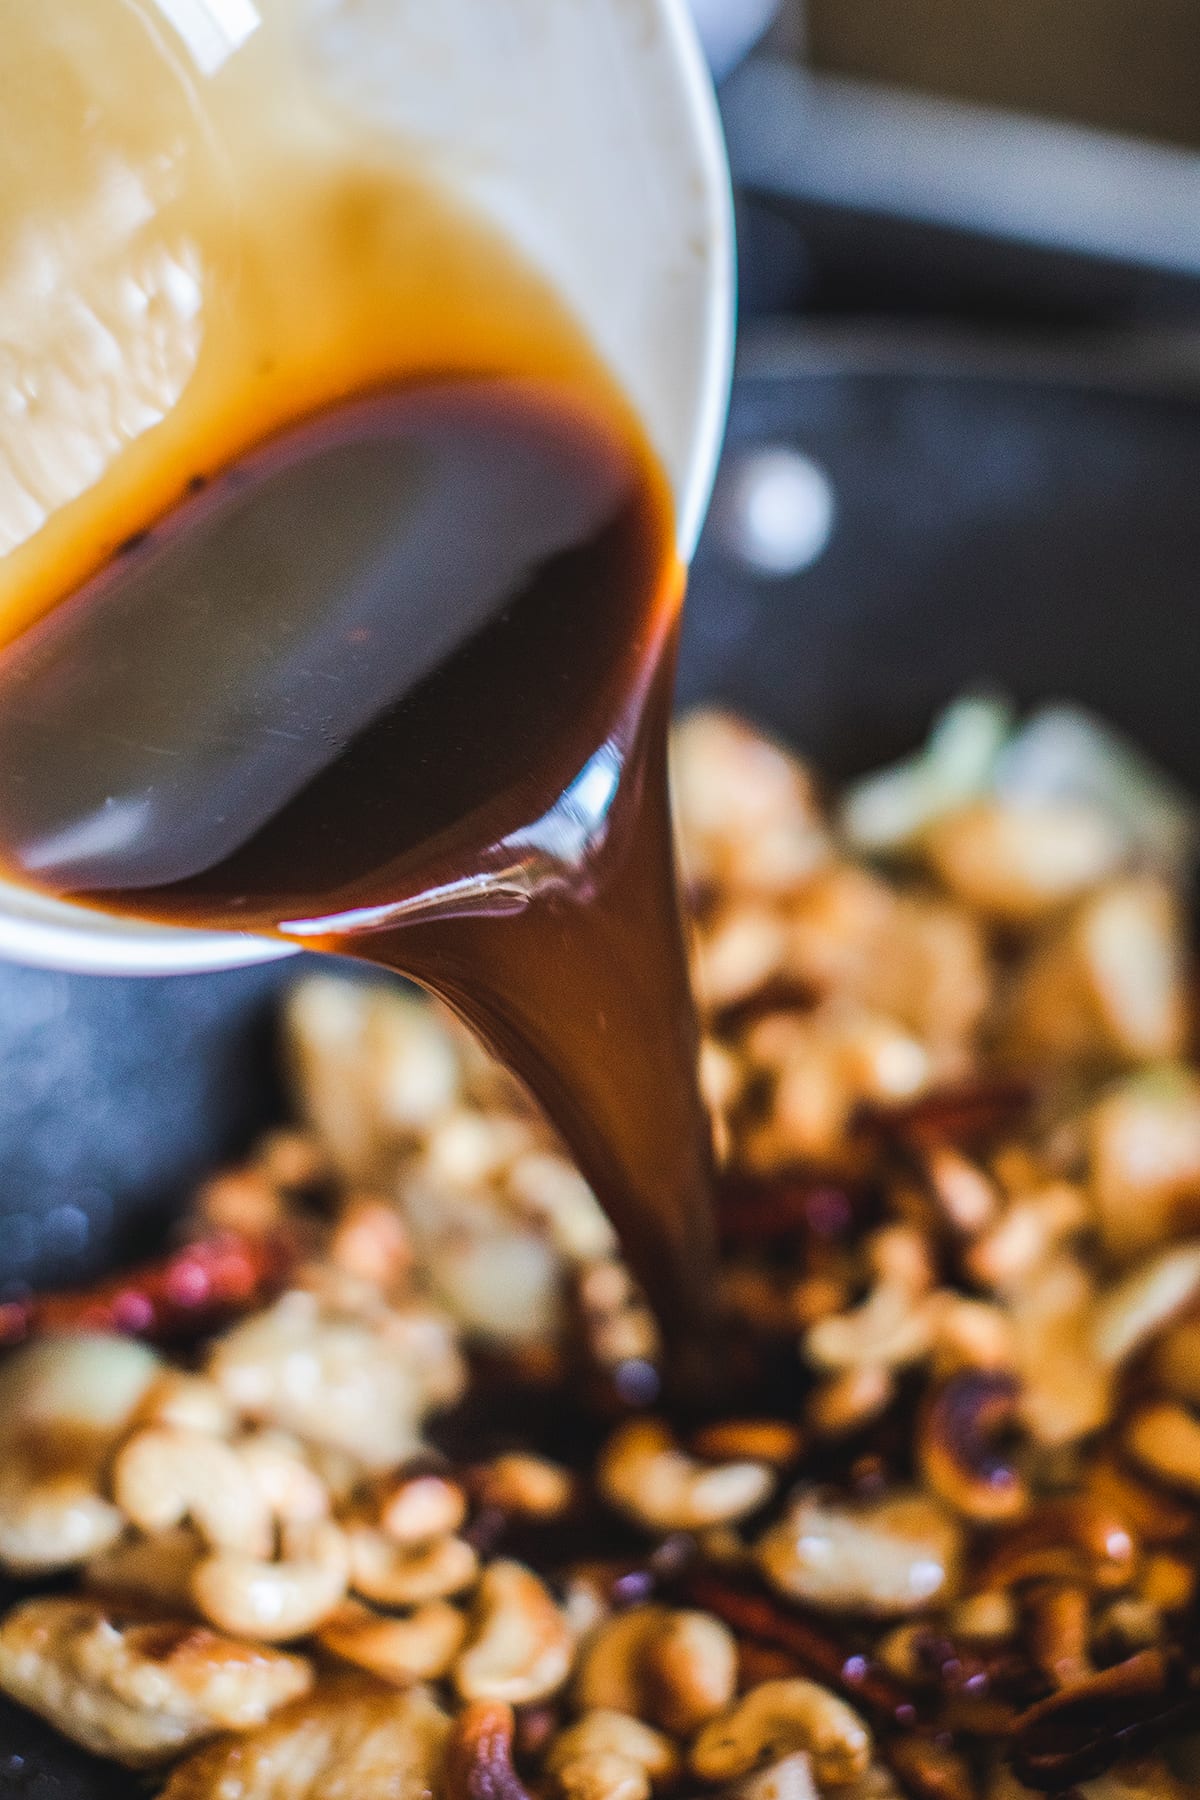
[0,0,734,976]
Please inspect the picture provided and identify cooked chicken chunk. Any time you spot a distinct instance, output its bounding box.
[160,1679,449,1800]
[0,1596,311,1768]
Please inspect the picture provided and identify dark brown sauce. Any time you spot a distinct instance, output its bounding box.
[0,378,720,1363]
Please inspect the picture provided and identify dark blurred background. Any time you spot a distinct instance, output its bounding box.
[4,0,1200,1299]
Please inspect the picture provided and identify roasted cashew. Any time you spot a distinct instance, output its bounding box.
[1089,1242,1200,1369]
[690,1680,872,1788]
[380,1472,467,1544]
[114,1428,273,1556]
[1124,1402,1200,1497]
[348,1525,478,1606]
[921,798,1122,925]
[758,1489,962,1617]
[917,1371,1029,1523]
[0,1333,161,1439]
[806,1226,935,1372]
[672,709,830,899]
[731,1753,821,1800]
[85,1525,204,1609]
[598,1418,774,1532]
[0,1456,127,1576]
[191,1520,349,1642]
[238,1431,330,1527]
[472,1453,575,1521]
[454,1558,574,1704]
[545,1711,678,1800]
[135,1374,236,1438]
[0,1335,160,1574]
[1087,1067,1200,1264]
[573,1604,737,1735]
[319,1597,466,1685]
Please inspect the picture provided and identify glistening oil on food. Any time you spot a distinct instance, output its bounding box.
[3,699,1200,1798]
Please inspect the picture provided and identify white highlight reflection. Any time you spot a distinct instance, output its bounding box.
[151,0,261,76]
[280,740,625,939]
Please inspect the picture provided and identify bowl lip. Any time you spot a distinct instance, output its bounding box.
[0,0,736,982]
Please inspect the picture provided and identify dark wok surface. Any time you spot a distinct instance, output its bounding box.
[3,326,1200,1785]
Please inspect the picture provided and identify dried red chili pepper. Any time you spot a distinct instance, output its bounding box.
[0,1229,297,1347]
[855,1080,1035,1151]
[445,1701,533,1800]
[1011,1649,1200,1791]
[717,1172,864,1248]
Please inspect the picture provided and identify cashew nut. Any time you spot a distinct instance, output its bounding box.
[0,1454,127,1576]
[758,1489,962,1617]
[0,1334,161,1574]
[598,1419,774,1532]
[0,1333,161,1439]
[1087,1066,1200,1263]
[574,1604,737,1735]
[690,1680,872,1788]
[238,1432,330,1527]
[454,1558,574,1704]
[380,1471,467,1544]
[695,903,792,1011]
[731,1754,820,1800]
[85,1525,204,1609]
[806,1227,936,1372]
[921,798,1122,924]
[348,1526,478,1606]
[1124,1402,1200,1497]
[135,1373,237,1438]
[114,1428,273,1557]
[545,1711,678,1800]
[1010,1257,1113,1448]
[917,1370,1029,1523]
[921,1145,999,1235]
[1089,1242,1200,1369]
[319,1598,466,1685]
[671,709,829,899]
[191,1520,349,1642]
[1005,877,1188,1070]
[966,1183,1091,1296]
[472,1454,575,1521]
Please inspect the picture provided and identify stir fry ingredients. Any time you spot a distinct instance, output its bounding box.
[4,701,1200,1799]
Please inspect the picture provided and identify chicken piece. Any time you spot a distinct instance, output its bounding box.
[0,1596,311,1768]
[160,1677,449,1800]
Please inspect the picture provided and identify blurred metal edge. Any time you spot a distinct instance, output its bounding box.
[732,314,1200,397]
[722,56,1200,281]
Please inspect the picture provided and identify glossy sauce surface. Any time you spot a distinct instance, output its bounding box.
[0,379,718,1351]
